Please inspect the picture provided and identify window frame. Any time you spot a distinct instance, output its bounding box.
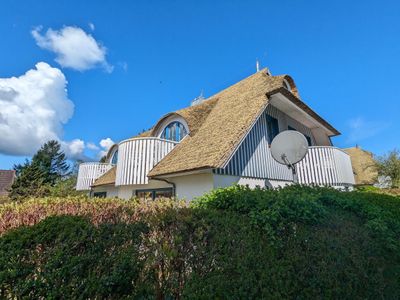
[160,121,188,142]
[266,115,280,144]
[135,188,174,200]
[93,191,107,198]
[111,149,118,165]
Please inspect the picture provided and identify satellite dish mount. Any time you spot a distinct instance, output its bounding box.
[270,131,309,184]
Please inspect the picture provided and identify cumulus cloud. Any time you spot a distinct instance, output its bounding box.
[32,26,112,72]
[0,62,74,156]
[61,139,87,160]
[98,138,115,158]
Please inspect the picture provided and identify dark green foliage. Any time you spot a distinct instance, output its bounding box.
[48,175,84,197]
[0,215,149,299]
[9,161,49,199]
[1,186,400,299]
[10,140,71,199]
[31,140,70,185]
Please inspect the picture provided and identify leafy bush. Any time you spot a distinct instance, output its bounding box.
[0,215,149,298]
[1,186,400,299]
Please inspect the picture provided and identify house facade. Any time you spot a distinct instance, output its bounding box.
[76,69,355,200]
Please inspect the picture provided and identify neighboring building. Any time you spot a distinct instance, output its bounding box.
[76,69,355,200]
[0,170,15,197]
[345,146,378,185]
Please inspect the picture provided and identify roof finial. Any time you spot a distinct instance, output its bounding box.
[256,59,260,72]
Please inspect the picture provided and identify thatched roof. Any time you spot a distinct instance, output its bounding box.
[344,147,377,185]
[0,170,15,196]
[92,167,116,187]
[148,70,338,177]
[93,69,339,184]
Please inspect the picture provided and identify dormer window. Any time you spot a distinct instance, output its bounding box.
[161,121,187,142]
[283,79,291,91]
[111,149,118,164]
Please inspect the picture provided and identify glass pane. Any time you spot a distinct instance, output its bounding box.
[111,150,118,164]
[161,122,187,142]
[136,191,153,200]
[154,189,173,199]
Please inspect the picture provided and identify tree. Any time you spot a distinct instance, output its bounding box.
[32,140,70,185]
[10,140,70,199]
[9,161,49,199]
[376,149,400,187]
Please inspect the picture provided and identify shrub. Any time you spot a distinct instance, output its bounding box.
[0,215,149,299]
[1,187,400,298]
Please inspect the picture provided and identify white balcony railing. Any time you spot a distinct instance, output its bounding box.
[76,163,114,191]
[116,137,178,186]
[296,146,355,186]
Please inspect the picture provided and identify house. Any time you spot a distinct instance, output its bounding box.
[76,69,355,200]
[0,170,15,197]
[345,146,377,185]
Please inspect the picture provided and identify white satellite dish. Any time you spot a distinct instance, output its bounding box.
[270,130,309,183]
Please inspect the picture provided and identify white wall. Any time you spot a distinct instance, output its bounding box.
[92,179,172,200]
[169,173,214,200]
[117,179,172,199]
[265,179,293,188]
[92,185,119,198]
[311,127,332,146]
[213,174,268,189]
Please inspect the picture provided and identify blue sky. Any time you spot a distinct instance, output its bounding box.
[1,0,399,169]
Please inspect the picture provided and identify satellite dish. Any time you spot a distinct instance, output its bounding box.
[270,131,309,183]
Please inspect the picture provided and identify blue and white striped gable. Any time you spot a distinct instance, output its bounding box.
[213,105,315,180]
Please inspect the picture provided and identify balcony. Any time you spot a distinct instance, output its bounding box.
[115,137,178,186]
[295,146,355,187]
[76,163,114,191]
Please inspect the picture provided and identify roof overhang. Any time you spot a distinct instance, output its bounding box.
[268,88,340,136]
[149,166,213,179]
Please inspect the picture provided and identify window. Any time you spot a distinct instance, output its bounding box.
[161,122,187,142]
[111,149,118,164]
[136,188,174,200]
[267,115,279,144]
[288,126,312,146]
[93,192,107,198]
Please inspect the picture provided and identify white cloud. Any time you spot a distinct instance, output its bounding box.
[347,117,389,143]
[61,139,86,160]
[32,26,112,72]
[86,142,99,150]
[98,137,114,158]
[88,22,95,31]
[0,62,74,156]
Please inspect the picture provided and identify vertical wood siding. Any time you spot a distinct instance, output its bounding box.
[116,138,177,186]
[296,147,355,186]
[214,105,354,186]
[214,105,294,181]
[76,163,114,190]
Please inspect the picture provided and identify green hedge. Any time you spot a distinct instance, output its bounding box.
[1,186,399,299]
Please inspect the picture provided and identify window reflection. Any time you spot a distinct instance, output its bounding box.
[161,122,187,142]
